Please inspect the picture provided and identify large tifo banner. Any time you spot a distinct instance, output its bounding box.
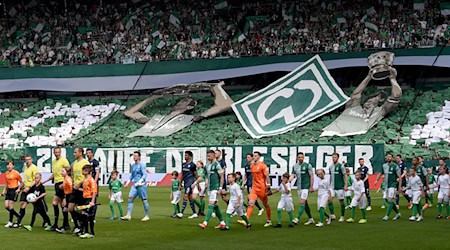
[25,144,384,186]
[232,55,349,138]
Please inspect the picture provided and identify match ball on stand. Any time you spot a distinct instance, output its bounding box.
[367,51,394,80]
[26,193,37,203]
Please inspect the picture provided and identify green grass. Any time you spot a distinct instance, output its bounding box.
[2,187,448,249]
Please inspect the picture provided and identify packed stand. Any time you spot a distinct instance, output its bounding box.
[0,0,450,67]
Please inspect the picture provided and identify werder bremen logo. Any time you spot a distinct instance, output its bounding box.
[232,55,349,138]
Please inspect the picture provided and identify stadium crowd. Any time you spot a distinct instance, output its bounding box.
[0,0,449,67]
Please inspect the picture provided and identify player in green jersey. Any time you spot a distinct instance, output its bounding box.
[289,152,315,226]
[328,153,349,222]
[108,171,124,220]
[194,150,226,229]
[375,153,402,221]
[170,171,182,218]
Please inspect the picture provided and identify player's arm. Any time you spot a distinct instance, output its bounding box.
[192,172,205,189]
[140,164,147,183]
[424,167,429,189]
[127,164,134,187]
[194,170,201,191]
[282,182,290,194]
[237,191,241,208]
[178,180,181,191]
[90,180,97,206]
[397,170,402,193]
[265,166,270,188]
[374,171,383,185]
[309,166,314,192]
[94,163,100,184]
[419,179,425,198]
[363,167,369,182]
[108,182,112,199]
[242,174,247,188]
[218,170,225,194]
[17,175,23,193]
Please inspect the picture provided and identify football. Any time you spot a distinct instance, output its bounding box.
[26,193,37,203]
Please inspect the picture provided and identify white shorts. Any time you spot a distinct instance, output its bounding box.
[330,189,344,200]
[208,190,218,202]
[345,190,352,197]
[350,195,367,209]
[438,189,449,202]
[297,189,309,200]
[277,196,294,212]
[110,191,123,203]
[405,189,412,198]
[171,191,181,204]
[411,190,422,204]
[193,182,206,197]
[384,187,396,199]
[317,194,329,209]
[226,200,244,216]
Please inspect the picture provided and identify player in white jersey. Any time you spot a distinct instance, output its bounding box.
[221,173,251,230]
[346,172,367,224]
[271,173,294,228]
[315,169,332,227]
[436,166,449,219]
[403,167,424,222]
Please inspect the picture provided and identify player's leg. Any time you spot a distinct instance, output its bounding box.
[260,193,272,227]
[386,188,401,220]
[5,198,18,226]
[224,201,234,229]
[200,190,224,228]
[192,187,201,211]
[275,198,284,227]
[87,206,95,237]
[296,189,306,220]
[52,183,63,229]
[365,183,372,210]
[122,186,138,219]
[345,191,351,208]
[359,196,367,224]
[316,194,328,227]
[187,194,198,218]
[328,190,335,218]
[61,198,69,229]
[109,193,116,219]
[245,192,257,220]
[139,186,150,221]
[116,191,124,218]
[445,193,450,218]
[428,190,434,206]
[437,192,443,218]
[24,206,39,231]
[39,202,52,230]
[286,198,294,227]
[180,191,189,216]
[16,191,28,226]
[52,195,62,229]
[337,190,345,221]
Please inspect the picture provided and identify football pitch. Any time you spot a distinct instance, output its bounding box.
[2,187,448,250]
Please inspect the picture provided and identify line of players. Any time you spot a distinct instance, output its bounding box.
[2,147,99,239]
[171,151,450,229]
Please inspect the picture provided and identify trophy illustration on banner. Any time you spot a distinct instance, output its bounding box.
[321,51,402,137]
